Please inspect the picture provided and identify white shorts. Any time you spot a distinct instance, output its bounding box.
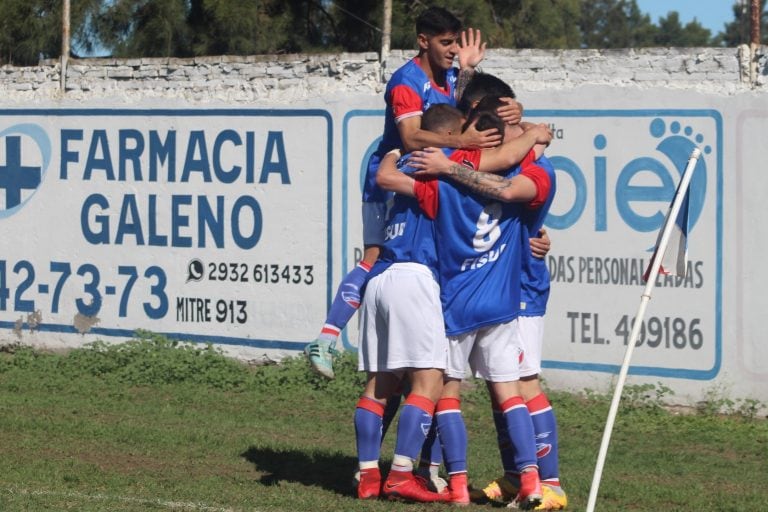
[357,263,448,373]
[518,315,544,378]
[362,201,388,246]
[445,319,523,382]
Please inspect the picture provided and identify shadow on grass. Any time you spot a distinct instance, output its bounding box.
[242,446,369,496]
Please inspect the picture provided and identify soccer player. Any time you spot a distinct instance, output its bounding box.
[471,155,567,510]
[378,102,553,508]
[354,104,545,503]
[304,6,522,379]
[354,105,460,503]
[409,97,566,510]
[439,73,568,510]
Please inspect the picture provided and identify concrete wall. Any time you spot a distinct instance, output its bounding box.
[1,46,764,101]
[1,46,766,410]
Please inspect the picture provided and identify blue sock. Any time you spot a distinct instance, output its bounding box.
[492,404,517,474]
[500,396,537,471]
[435,398,467,474]
[527,393,560,482]
[393,394,435,464]
[355,397,385,465]
[323,262,372,337]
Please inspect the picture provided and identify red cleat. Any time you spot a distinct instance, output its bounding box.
[514,469,543,510]
[357,467,381,500]
[383,471,449,503]
[447,473,470,506]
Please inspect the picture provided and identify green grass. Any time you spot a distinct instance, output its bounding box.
[0,332,766,511]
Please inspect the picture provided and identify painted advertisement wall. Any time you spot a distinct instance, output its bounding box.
[0,109,333,357]
[0,55,766,407]
[340,88,763,407]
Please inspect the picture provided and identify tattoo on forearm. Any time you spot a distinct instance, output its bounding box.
[446,163,512,200]
[455,68,474,102]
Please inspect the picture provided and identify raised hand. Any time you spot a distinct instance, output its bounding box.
[458,28,486,70]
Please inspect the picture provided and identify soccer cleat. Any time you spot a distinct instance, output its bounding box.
[469,475,519,504]
[357,467,382,500]
[383,471,449,503]
[304,338,337,379]
[509,470,543,510]
[447,473,471,506]
[533,483,568,510]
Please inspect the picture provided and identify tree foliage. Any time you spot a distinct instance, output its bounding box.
[0,0,765,65]
[716,0,768,46]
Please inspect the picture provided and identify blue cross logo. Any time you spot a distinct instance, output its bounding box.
[0,123,51,219]
[0,136,41,208]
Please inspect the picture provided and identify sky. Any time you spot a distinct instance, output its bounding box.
[636,0,740,36]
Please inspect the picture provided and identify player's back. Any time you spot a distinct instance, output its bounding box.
[434,157,526,335]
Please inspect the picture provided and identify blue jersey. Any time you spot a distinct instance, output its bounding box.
[519,155,556,316]
[369,154,438,280]
[418,150,526,336]
[363,59,459,203]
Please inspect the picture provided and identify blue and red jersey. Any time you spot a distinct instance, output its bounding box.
[363,58,459,203]
[414,149,551,335]
[519,155,557,316]
[368,153,439,281]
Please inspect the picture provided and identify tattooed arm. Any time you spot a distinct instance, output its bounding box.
[437,161,538,202]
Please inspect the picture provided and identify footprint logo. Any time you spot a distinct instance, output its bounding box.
[649,118,711,230]
[0,123,51,219]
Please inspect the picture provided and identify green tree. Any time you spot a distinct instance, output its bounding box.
[715,0,767,46]
[330,0,382,52]
[654,11,713,46]
[580,0,657,48]
[188,0,294,56]
[486,0,581,49]
[91,0,192,58]
[0,0,100,65]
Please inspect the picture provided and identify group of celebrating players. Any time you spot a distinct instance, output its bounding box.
[303,6,568,510]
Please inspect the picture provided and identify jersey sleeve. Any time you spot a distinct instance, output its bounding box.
[520,162,552,209]
[413,179,439,219]
[447,149,482,170]
[390,84,424,123]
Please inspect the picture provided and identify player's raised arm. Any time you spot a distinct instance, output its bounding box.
[376,150,417,197]
[397,114,501,153]
[476,123,552,172]
[409,147,549,204]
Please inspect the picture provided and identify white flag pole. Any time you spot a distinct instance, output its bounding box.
[585,147,701,512]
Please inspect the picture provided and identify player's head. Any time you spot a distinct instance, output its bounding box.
[416,7,462,71]
[463,96,506,142]
[422,104,464,135]
[416,6,462,37]
[458,73,515,116]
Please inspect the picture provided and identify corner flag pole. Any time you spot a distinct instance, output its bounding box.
[585,147,701,512]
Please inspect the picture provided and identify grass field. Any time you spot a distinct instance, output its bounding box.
[0,332,766,511]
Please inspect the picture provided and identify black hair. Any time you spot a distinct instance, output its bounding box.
[422,104,464,133]
[458,73,515,115]
[416,6,462,37]
[463,96,506,142]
